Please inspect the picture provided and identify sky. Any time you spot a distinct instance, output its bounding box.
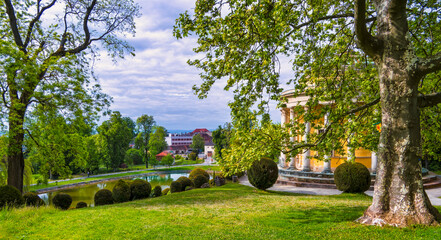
[94,0,288,130]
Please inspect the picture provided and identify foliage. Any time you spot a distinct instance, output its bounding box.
[188,152,197,161]
[161,188,170,196]
[170,181,182,193]
[0,185,24,209]
[247,157,279,190]
[130,179,151,200]
[212,123,233,162]
[148,126,168,157]
[125,149,143,167]
[23,192,44,207]
[94,189,114,206]
[189,168,210,181]
[193,175,209,188]
[334,162,371,193]
[98,112,133,170]
[209,179,215,187]
[76,202,88,209]
[152,186,162,197]
[85,135,102,174]
[148,154,159,169]
[112,180,131,203]
[136,115,156,168]
[161,154,174,168]
[176,176,193,191]
[52,193,72,210]
[190,134,204,153]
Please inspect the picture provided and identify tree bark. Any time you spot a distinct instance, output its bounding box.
[7,104,26,193]
[357,0,441,227]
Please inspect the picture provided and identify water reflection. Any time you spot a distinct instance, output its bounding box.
[39,172,189,208]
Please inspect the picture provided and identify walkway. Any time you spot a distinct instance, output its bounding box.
[239,176,441,206]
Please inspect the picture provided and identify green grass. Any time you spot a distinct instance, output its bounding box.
[2,184,440,239]
[29,165,220,192]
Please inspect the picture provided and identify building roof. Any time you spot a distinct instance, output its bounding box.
[191,128,210,134]
[156,151,170,157]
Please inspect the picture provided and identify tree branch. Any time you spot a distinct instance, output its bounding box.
[418,92,441,108]
[354,0,382,59]
[24,0,57,48]
[4,0,25,52]
[416,52,441,76]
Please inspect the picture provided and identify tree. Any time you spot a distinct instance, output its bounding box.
[1,0,140,192]
[161,154,174,168]
[85,135,102,175]
[124,148,143,167]
[136,115,155,168]
[175,0,441,226]
[212,123,233,162]
[98,111,133,170]
[190,134,204,153]
[148,153,159,169]
[148,126,168,158]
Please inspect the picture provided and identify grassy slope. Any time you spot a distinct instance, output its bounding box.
[1,184,440,239]
[30,165,220,192]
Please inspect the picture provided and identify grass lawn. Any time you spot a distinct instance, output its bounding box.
[29,165,220,192]
[2,184,440,239]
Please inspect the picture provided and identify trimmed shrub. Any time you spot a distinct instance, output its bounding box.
[248,157,279,190]
[0,185,24,209]
[334,162,371,193]
[94,189,114,206]
[162,188,170,196]
[170,181,182,193]
[152,185,162,197]
[23,192,45,207]
[193,174,209,188]
[200,183,210,188]
[52,193,72,210]
[188,152,197,160]
[176,176,193,191]
[112,180,131,203]
[189,168,210,180]
[76,202,88,209]
[130,179,151,200]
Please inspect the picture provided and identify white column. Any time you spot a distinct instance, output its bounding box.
[302,120,311,171]
[279,109,286,167]
[289,108,297,169]
[371,151,377,173]
[322,112,332,173]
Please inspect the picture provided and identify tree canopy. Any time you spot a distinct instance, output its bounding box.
[190,134,205,153]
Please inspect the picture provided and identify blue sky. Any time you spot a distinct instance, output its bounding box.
[94,0,286,130]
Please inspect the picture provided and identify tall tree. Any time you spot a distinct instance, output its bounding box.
[190,134,204,153]
[1,0,140,192]
[148,126,168,158]
[136,114,155,168]
[212,123,233,162]
[176,0,441,226]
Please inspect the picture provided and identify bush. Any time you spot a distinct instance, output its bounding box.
[193,174,209,188]
[152,185,162,197]
[23,192,45,207]
[52,193,72,210]
[247,157,279,190]
[162,188,170,195]
[0,185,24,209]
[189,168,210,181]
[119,163,128,169]
[94,189,114,206]
[130,179,151,200]
[112,180,131,203]
[334,162,371,193]
[176,176,193,191]
[170,181,182,193]
[125,148,144,165]
[188,152,197,160]
[76,202,88,209]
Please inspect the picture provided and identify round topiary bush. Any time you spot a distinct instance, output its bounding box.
[162,188,170,196]
[23,192,45,207]
[130,179,151,200]
[334,162,371,193]
[112,180,131,203]
[170,181,182,193]
[176,176,193,191]
[76,202,88,209]
[0,185,24,209]
[52,193,72,210]
[94,189,114,206]
[247,157,279,190]
[152,185,162,197]
[189,168,210,180]
[193,174,209,188]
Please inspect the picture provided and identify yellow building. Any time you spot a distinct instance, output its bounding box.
[279,89,377,173]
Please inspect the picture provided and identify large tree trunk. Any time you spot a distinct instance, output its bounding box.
[357,0,441,226]
[7,105,26,193]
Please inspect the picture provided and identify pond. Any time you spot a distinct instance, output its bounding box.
[38,172,189,208]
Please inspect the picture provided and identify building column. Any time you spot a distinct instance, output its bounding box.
[279,109,286,167]
[322,112,332,173]
[288,108,297,170]
[302,119,311,172]
[371,151,377,174]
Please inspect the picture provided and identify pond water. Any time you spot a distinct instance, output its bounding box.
[38,172,189,208]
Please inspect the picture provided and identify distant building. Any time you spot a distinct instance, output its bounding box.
[165,128,213,154]
[204,143,215,161]
[156,150,173,161]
